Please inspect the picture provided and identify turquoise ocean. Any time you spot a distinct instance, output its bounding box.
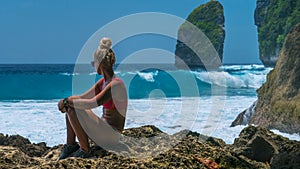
[0,64,299,146]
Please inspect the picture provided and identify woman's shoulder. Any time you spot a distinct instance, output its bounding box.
[96,78,105,85]
[112,77,125,85]
[97,78,104,82]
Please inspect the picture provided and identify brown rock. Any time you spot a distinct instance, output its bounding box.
[250,23,300,134]
[244,135,278,162]
[1,125,298,168]
[270,151,300,169]
[231,101,257,127]
[0,134,49,157]
[232,125,300,167]
[231,109,246,127]
[0,146,40,168]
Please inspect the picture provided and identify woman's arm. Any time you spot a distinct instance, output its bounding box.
[58,79,102,112]
[68,80,118,110]
[77,78,103,99]
[65,78,102,101]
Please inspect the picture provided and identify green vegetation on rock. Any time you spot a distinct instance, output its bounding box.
[175,1,225,69]
[255,0,300,67]
[186,1,224,50]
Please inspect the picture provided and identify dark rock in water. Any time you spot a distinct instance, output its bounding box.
[230,109,246,127]
[254,0,300,67]
[231,101,257,127]
[249,23,300,134]
[1,125,299,168]
[175,1,225,69]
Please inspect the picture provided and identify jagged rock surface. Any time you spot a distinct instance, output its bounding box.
[250,23,300,134]
[232,23,300,134]
[1,125,299,168]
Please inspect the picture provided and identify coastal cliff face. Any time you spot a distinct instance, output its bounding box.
[255,0,300,67]
[249,23,300,133]
[175,1,225,69]
[1,125,299,168]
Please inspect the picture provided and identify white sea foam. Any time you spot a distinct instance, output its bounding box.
[59,72,80,76]
[137,70,158,82]
[220,64,266,71]
[0,100,66,145]
[1,96,298,146]
[61,65,272,90]
[194,68,271,89]
[88,72,98,76]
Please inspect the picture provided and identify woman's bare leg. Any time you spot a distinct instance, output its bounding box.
[76,109,121,147]
[66,108,90,152]
[66,114,76,145]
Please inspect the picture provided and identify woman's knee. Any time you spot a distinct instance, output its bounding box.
[66,107,76,117]
[66,108,86,119]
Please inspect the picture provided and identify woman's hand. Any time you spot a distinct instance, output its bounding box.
[58,99,67,113]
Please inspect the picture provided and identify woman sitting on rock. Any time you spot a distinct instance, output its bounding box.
[57,37,127,160]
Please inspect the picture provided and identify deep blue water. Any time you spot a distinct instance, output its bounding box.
[0,64,271,100]
[2,64,300,146]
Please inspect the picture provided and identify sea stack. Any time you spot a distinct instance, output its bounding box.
[255,0,300,67]
[232,23,300,134]
[175,0,225,69]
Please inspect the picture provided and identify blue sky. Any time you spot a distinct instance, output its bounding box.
[0,0,261,64]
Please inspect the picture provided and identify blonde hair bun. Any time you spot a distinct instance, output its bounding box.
[100,37,112,50]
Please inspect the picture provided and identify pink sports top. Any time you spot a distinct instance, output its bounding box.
[98,77,127,110]
[98,77,127,132]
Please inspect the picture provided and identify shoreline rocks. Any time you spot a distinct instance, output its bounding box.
[1,125,299,168]
[232,23,300,134]
[231,101,257,127]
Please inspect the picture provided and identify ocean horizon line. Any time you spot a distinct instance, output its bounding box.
[0,63,264,65]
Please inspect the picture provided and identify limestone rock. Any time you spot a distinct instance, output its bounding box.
[249,23,300,133]
[231,101,257,127]
[270,151,300,169]
[232,125,300,166]
[0,133,49,157]
[243,135,278,162]
[175,0,225,69]
[2,125,299,168]
[230,109,246,127]
[0,146,42,168]
[254,0,300,67]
